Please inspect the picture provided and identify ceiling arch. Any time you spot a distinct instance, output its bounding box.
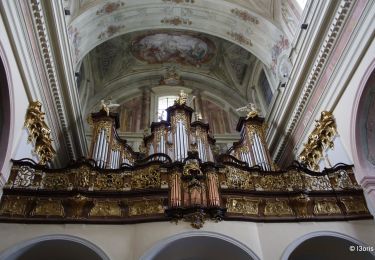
[66,0,290,77]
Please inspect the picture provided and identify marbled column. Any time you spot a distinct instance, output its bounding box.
[141,87,151,129]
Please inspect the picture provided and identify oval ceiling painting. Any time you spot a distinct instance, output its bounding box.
[131,32,215,66]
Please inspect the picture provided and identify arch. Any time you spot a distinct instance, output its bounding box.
[350,58,375,213]
[140,231,261,260]
[281,231,375,260]
[0,40,15,186]
[0,234,110,260]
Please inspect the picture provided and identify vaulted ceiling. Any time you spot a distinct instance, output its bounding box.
[59,0,300,151]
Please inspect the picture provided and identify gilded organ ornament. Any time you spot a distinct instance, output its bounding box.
[0,90,371,226]
[24,101,56,165]
[299,111,337,171]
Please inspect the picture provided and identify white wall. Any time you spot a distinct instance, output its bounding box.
[0,12,32,183]
[0,220,374,260]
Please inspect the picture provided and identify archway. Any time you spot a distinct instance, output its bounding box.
[0,46,13,186]
[351,59,375,214]
[140,231,260,260]
[281,231,375,260]
[0,234,110,260]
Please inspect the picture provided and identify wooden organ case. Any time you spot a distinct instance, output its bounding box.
[0,93,372,229]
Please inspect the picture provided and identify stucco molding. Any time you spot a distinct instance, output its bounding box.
[272,0,354,162]
[29,0,77,161]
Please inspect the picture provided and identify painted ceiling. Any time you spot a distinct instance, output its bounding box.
[83,30,258,111]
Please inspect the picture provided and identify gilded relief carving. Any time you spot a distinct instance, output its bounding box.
[313,199,341,215]
[24,101,56,165]
[264,200,293,216]
[31,199,64,217]
[95,173,124,190]
[330,170,355,190]
[340,198,368,214]
[299,111,337,171]
[304,175,331,191]
[74,166,91,188]
[42,173,71,190]
[131,166,161,189]
[226,198,259,215]
[291,195,310,217]
[255,175,284,191]
[89,201,122,217]
[0,197,28,216]
[128,199,164,216]
[69,194,88,218]
[225,167,253,190]
[13,166,37,188]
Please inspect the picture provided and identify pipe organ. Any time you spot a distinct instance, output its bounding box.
[143,93,215,163]
[89,110,137,168]
[229,116,273,171]
[4,97,370,229]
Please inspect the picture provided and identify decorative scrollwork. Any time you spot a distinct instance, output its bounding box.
[24,101,56,165]
[299,111,337,171]
[183,209,206,229]
[13,166,37,188]
[131,166,161,189]
[305,175,331,191]
[95,173,124,190]
[42,173,71,190]
[225,167,253,190]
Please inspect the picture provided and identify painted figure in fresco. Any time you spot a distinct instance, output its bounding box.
[132,33,213,66]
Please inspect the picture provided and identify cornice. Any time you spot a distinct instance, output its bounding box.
[28,0,77,161]
[272,0,354,163]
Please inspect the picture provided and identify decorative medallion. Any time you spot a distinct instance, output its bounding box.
[131,32,215,66]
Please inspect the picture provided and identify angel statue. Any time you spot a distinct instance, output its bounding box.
[236,103,260,119]
[100,98,120,116]
[174,90,188,105]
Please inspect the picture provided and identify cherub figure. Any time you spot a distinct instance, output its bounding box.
[100,98,120,116]
[236,103,259,119]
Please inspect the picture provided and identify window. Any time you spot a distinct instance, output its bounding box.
[157,96,178,121]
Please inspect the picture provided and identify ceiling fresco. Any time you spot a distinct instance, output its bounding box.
[131,32,215,66]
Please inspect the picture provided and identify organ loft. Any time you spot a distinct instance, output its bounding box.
[0,90,370,228]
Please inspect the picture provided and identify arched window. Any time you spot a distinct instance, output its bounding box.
[157,95,178,121]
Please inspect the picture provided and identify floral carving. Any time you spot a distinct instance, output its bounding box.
[161,16,192,26]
